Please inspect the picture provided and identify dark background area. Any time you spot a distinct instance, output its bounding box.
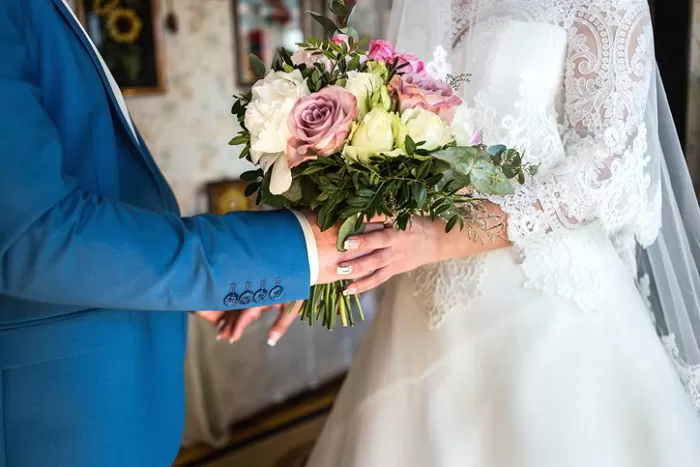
[650,0,692,150]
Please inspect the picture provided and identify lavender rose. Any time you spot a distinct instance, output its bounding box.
[390,72,462,123]
[286,86,358,167]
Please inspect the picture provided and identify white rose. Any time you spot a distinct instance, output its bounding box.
[344,71,385,118]
[450,104,483,146]
[401,106,453,151]
[244,70,310,194]
[342,108,405,163]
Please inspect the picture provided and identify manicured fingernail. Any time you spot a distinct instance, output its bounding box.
[216,335,223,341]
[229,336,237,344]
[267,332,280,347]
[337,265,352,275]
[344,238,360,250]
[343,288,357,296]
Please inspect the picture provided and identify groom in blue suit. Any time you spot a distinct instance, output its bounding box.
[0,1,383,465]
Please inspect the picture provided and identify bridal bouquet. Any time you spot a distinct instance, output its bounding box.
[230,0,535,329]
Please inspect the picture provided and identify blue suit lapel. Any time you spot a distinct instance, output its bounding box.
[51,0,167,206]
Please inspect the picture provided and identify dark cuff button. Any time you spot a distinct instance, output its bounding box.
[254,288,268,303]
[269,285,284,300]
[239,291,254,305]
[223,293,238,307]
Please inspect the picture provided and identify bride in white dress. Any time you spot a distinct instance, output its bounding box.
[299,0,700,465]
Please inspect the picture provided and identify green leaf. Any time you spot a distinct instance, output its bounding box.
[336,216,366,252]
[470,160,514,195]
[347,55,361,71]
[240,169,262,181]
[244,182,259,198]
[404,135,417,156]
[431,146,480,175]
[486,144,507,157]
[329,0,349,17]
[411,184,428,209]
[228,134,249,146]
[309,12,339,36]
[279,47,294,66]
[249,53,266,77]
[445,216,459,233]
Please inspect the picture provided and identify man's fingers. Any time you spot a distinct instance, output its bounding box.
[267,301,303,347]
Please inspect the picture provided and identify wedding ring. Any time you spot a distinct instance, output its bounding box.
[337,265,352,276]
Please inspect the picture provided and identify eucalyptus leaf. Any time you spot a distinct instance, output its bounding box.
[470,160,514,195]
[431,146,479,175]
[486,144,507,157]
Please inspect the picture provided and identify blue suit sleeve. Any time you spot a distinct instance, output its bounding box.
[0,4,311,311]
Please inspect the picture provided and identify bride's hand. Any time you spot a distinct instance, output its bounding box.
[339,217,441,295]
[341,202,511,295]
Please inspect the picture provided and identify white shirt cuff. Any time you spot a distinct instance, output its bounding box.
[290,210,318,286]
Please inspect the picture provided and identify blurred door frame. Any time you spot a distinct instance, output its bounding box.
[650,0,692,150]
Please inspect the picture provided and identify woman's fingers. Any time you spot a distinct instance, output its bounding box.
[344,267,394,295]
[267,301,303,347]
[343,228,398,253]
[230,307,264,342]
[337,247,403,279]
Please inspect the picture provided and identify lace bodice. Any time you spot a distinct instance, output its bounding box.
[390,0,662,324]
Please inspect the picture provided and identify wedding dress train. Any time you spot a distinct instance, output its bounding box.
[306,1,700,465]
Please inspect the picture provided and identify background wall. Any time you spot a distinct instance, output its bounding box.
[124,0,252,215]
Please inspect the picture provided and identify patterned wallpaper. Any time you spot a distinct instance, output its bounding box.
[124,0,252,215]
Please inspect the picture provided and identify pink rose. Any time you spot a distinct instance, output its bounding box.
[396,52,425,74]
[390,72,462,123]
[291,48,332,70]
[368,40,396,62]
[286,86,358,166]
[331,33,350,46]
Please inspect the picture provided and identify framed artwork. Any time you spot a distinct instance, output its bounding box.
[77,0,166,95]
[232,0,326,87]
[205,180,258,214]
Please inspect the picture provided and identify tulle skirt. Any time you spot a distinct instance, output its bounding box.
[306,243,700,467]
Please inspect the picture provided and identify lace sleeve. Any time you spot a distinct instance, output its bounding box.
[494,3,660,249]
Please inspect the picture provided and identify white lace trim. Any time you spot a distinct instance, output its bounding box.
[662,335,700,413]
[407,257,484,329]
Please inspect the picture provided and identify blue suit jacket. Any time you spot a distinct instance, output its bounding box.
[0,1,311,465]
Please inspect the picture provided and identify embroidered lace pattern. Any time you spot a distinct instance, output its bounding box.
[404,0,662,326]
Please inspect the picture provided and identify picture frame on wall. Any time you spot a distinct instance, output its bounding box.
[77,0,166,95]
[205,180,258,215]
[232,0,326,87]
